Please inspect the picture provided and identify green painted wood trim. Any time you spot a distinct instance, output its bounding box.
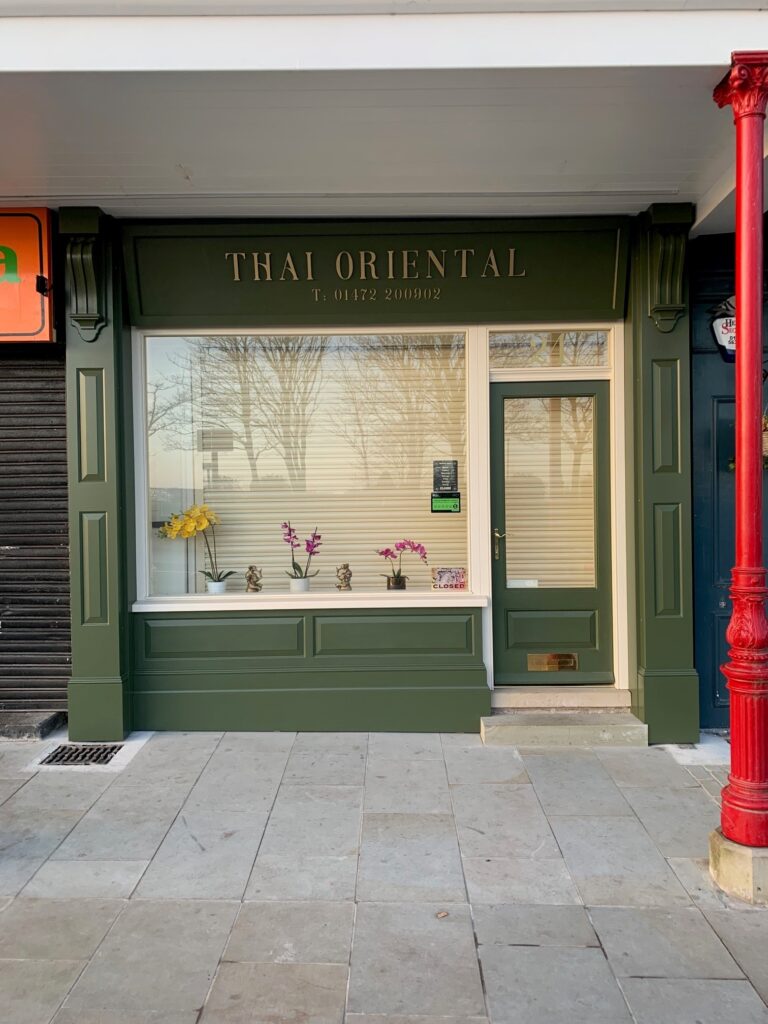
[629,205,699,743]
[122,216,630,327]
[68,678,129,742]
[131,607,488,731]
[63,210,132,740]
[489,380,613,684]
[133,686,491,733]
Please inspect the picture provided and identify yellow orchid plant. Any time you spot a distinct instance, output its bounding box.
[159,503,236,584]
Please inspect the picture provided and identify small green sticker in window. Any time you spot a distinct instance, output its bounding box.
[431,493,461,513]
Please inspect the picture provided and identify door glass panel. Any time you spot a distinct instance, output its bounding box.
[504,395,596,588]
[490,330,609,369]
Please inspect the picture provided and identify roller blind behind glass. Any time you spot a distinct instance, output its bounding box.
[504,395,596,589]
[145,333,467,595]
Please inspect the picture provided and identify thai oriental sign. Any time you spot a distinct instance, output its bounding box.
[0,208,54,343]
[123,218,629,328]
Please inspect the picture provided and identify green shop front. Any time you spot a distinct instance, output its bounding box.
[62,208,700,742]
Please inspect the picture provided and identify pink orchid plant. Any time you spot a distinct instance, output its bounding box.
[376,539,428,580]
[281,522,322,579]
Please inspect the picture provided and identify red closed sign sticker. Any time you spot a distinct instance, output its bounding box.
[0,208,54,343]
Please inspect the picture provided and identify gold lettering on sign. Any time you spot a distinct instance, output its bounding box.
[252,252,273,282]
[279,252,299,282]
[402,250,419,280]
[336,251,354,280]
[359,250,379,280]
[224,241,528,287]
[453,248,474,278]
[508,248,526,278]
[426,249,447,279]
[481,249,500,278]
[225,251,247,282]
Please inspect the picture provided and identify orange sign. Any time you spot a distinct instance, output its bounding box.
[0,208,54,343]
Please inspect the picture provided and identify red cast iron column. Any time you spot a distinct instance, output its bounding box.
[714,52,768,848]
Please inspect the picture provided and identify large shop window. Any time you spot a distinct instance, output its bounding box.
[142,332,468,596]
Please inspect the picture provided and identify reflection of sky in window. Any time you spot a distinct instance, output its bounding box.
[146,334,465,494]
[145,333,468,594]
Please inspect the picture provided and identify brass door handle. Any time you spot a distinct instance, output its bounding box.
[493,527,506,560]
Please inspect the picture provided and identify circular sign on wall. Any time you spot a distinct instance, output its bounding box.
[710,296,736,361]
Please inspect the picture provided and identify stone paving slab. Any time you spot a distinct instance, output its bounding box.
[480,945,633,1024]
[0,897,123,960]
[61,899,238,1015]
[473,904,598,948]
[705,909,768,1004]
[549,814,692,907]
[620,977,768,1024]
[348,902,485,1017]
[223,901,355,964]
[521,750,633,817]
[357,812,466,902]
[0,730,765,1024]
[589,906,743,979]
[23,858,150,899]
[202,961,349,1024]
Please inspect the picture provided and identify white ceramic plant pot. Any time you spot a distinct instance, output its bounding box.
[289,577,310,593]
[206,580,227,595]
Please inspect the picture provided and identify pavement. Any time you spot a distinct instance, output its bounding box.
[0,730,766,1024]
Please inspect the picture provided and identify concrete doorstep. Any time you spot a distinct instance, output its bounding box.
[481,710,649,747]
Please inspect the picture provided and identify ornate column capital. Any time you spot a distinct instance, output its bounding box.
[714,51,768,121]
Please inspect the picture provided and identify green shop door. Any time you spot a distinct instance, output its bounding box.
[490,381,613,684]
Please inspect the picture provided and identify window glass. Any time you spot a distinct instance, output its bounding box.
[503,395,596,588]
[490,330,608,369]
[145,333,468,595]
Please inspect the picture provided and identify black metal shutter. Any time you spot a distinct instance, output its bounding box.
[0,355,70,711]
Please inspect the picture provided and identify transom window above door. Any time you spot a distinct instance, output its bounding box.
[490,330,610,372]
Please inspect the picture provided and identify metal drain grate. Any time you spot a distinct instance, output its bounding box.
[41,743,123,766]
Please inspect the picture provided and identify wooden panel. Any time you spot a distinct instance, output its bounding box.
[653,503,682,617]
[76,367,105,482]
[123,218,630,328]
[80,511,108,625]
[652,358,680,473]
[314,614,475,656]
[505,610,597,649]
[142,616,305,659]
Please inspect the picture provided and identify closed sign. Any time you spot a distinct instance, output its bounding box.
[0,209,53,343]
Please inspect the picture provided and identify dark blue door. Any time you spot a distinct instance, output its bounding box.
[692,352,736,728]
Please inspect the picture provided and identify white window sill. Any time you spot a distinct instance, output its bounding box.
[132,592,489,613]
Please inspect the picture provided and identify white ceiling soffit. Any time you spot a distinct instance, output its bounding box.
[0,12,767,72]
[0,0,766,11]
[0,66,746,230]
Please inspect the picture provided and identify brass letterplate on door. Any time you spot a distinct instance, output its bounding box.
[527,653,579,672]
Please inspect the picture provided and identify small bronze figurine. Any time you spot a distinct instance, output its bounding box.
[245,565,263,592]
[335,563,352,591]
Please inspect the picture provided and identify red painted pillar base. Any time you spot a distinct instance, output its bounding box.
[714,53,768,850]
[721,568,768,847]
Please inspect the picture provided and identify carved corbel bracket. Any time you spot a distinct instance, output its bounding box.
[65,235,106,343]
[648,227,687,333]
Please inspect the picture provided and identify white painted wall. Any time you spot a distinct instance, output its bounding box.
[1,1,766,13]
[0,13,766,71]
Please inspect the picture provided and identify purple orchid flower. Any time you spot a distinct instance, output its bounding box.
[377,539,428,578]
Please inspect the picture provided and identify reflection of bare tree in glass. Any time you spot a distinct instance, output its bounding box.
[162,336,326,489]
[492,330,605,368]
[333,334,464,484]
[504,396,594,493]
[147,381,177,437]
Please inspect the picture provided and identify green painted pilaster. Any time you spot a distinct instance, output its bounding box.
[630,204,699,743]
[62,208,131,740]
